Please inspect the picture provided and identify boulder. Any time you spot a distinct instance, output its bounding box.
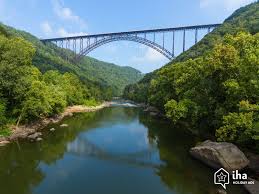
[67,112,73,117]
[60,124,68,127]
[9,131,29,140]
[244,178,259,194]
[27,132,42,140]
[143,106,159,113]
[216,189,227,194]
[50,128,56,132]
[150,112,158,117]
[0,140,10,146]
[36,137,43,142]
[190,140,249,171]
[138,103,146,108]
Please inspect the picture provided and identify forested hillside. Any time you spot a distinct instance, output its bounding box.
[124,2,259,150]
[0,22,143,136]
[0,23,143,97]
[0,26,100,136]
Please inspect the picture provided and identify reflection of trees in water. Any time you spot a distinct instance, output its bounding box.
[0,107,142,194]
[138,113,218,194]
[0,108,246,194]
[139,112,247,194]
[0,111,100,194]
[67,135,162,168]
[0,144,45,194]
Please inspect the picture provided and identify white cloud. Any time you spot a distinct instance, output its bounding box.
[40,21,53,36]
[132,47,166,63]
[57,27,87,37]
[199,0,255,11]
[52,0,86,29]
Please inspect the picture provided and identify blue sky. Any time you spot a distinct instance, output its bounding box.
[0,0,255,73]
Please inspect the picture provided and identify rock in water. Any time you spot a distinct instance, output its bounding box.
[143,106,159,113]
[0,140,10,147]
[216,189,227,194]
[36,137,43,142]
[27,132,42,140]
[60,124,68,127]
[150,112,158,116]
[50,128,55,132]
[190,140,249,171]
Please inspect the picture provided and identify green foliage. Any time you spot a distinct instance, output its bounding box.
[0,126,11,137]
[123,72,154,103]
[165,99,199,124]
[0,100,7,126]
[0,22,143,98]
[161,32,259,145]
[126,30,259,148]
[0,34,39,121]
[124,2,259,106]
[77,58,143,96]
[0,31,111,128]
[0,15,143,135]
[83,98,100,107]
[216,112,254,142]
[165,100,189,123]
[61,73,88,105]
[20,81,52,121]
[123,2,259,148]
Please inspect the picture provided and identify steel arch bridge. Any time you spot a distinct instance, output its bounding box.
[41,24,220,63]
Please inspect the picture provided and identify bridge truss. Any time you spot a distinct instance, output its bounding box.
[41,24,220,63]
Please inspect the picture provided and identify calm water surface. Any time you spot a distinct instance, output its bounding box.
[0,107,247,194]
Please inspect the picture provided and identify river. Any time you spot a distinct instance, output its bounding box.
[0,105,247,194]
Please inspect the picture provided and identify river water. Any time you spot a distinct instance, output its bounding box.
[0,106,247,194]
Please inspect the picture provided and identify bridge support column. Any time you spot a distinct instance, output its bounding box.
[162,32,165,49]
[195,29,198,44]
[183,30,186,52]
[73,39,77,54]
[172,31,175,57]
[80,38,83,52]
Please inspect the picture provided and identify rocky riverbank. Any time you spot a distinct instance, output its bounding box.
[0,102,111,146]
[190,140,259,194]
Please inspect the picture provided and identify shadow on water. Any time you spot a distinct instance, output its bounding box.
[0,107,248,194]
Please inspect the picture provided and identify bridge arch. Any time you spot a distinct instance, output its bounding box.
[75,35,173,62]
[41,24,221,63]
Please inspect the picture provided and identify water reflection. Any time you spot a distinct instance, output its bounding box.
[0,107,247,194]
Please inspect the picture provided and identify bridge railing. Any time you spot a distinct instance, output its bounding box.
[41,24,221,63]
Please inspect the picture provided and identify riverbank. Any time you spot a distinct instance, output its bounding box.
[0,102,111,146]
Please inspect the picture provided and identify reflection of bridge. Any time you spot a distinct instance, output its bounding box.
[67,136,163,168]
[41,24,220,62]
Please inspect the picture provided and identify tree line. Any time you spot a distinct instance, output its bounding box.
[0,27,99,136]
[124,2,259,151]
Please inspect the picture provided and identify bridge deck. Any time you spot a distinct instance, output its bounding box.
[41,24,221,42]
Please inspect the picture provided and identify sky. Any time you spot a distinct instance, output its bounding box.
[0,0,256,73]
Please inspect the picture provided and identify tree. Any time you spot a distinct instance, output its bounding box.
[154,32,259,147]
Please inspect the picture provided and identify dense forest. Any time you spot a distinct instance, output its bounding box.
[0,23,143,97]
[0,23,142,136]
[124,2,259,150]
